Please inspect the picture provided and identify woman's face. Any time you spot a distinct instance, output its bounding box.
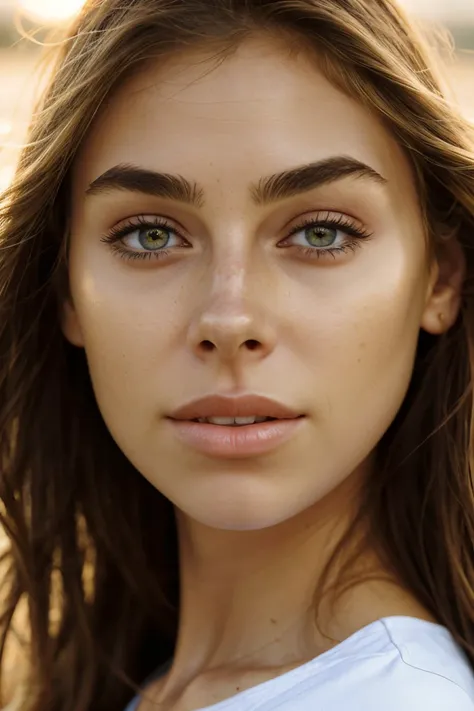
[65,35,453,530]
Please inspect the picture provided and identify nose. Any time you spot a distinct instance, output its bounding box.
[186,263,277,366]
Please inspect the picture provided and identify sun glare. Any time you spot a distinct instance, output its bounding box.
[18,0,86,24]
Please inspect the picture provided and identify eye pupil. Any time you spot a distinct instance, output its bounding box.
[139,227,169,250]
[306,226,337,248]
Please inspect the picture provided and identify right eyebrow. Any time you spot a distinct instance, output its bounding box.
[85,164,205,207]
[85,156,387,207]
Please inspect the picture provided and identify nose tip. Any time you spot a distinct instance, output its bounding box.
[188,306,277,365]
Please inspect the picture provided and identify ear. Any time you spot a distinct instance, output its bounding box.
[61,298,85,347]
[421,234,465,335]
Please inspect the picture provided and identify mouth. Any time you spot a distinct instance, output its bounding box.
[167,413,305,459]
[189,415,282,426]
[167,394,305,458]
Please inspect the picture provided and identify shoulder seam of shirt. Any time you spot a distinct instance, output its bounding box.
[380,618,473,702]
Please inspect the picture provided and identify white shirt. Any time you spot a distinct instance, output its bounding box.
[125,616,474,710]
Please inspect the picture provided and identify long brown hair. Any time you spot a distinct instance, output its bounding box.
[1,1,474,709]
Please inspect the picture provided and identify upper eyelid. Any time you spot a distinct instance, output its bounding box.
[288,213,358,230]
[105,216,188,243]
[110,210,365,234]
[111,214,186,234]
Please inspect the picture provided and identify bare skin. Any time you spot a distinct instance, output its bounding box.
[63,34,464,711]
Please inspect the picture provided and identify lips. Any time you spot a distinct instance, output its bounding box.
[193,416,275,426]
[167,394,305,457]
[168,394,303,422]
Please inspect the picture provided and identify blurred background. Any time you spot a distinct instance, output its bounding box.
[0,0,472,193]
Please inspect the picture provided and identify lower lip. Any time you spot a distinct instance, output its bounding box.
[168,417,305,458]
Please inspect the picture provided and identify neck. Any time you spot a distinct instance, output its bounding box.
[167,471,433,682]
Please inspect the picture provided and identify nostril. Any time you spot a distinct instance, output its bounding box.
[198,339,261,353]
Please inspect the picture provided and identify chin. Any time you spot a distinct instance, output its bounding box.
[178,494,305,531]
[187,513,288,531]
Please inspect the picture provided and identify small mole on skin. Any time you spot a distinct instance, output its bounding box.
[270,618,277,624]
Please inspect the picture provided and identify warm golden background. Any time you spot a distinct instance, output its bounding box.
[0,0,473,195]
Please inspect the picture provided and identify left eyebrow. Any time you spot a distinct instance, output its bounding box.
[85,156,387,207]
[251,155,387,205]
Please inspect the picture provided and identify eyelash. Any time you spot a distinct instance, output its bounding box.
[100,212,373,262]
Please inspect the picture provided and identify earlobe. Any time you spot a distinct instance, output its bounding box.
[421,236,465,335]
[61,299,85,347]
[421,303,454,336]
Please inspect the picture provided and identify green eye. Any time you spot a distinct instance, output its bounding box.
[305,226,337,248]
[138,227,170,250]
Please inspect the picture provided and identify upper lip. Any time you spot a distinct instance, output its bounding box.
[168,394,304,421]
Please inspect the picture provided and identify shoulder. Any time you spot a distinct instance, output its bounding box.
[269,618,474,711]
[360,653,474,710]
[339,617,474,710]
[375,617,474,706]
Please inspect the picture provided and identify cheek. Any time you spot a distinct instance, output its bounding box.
[67,255,182,435]
[297,257,428,456]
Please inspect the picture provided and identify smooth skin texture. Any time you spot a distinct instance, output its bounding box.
[63,35,464,710]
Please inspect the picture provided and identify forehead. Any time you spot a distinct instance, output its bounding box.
[73,35,414,196]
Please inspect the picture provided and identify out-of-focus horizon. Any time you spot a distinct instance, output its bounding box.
[0,0,473,191]
[5,0,474,21]
[4,0,473,23]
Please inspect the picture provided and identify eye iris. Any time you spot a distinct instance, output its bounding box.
[138,227,169,250]
[305,226,336,248]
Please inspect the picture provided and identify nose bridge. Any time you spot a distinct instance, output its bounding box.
[210,255,249,309]
[202,252,257,337]
[187,244,276,361]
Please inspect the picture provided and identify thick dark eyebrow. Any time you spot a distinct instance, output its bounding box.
[85,156,387,207]
[86,164,205,207]
[251,156,387,205]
